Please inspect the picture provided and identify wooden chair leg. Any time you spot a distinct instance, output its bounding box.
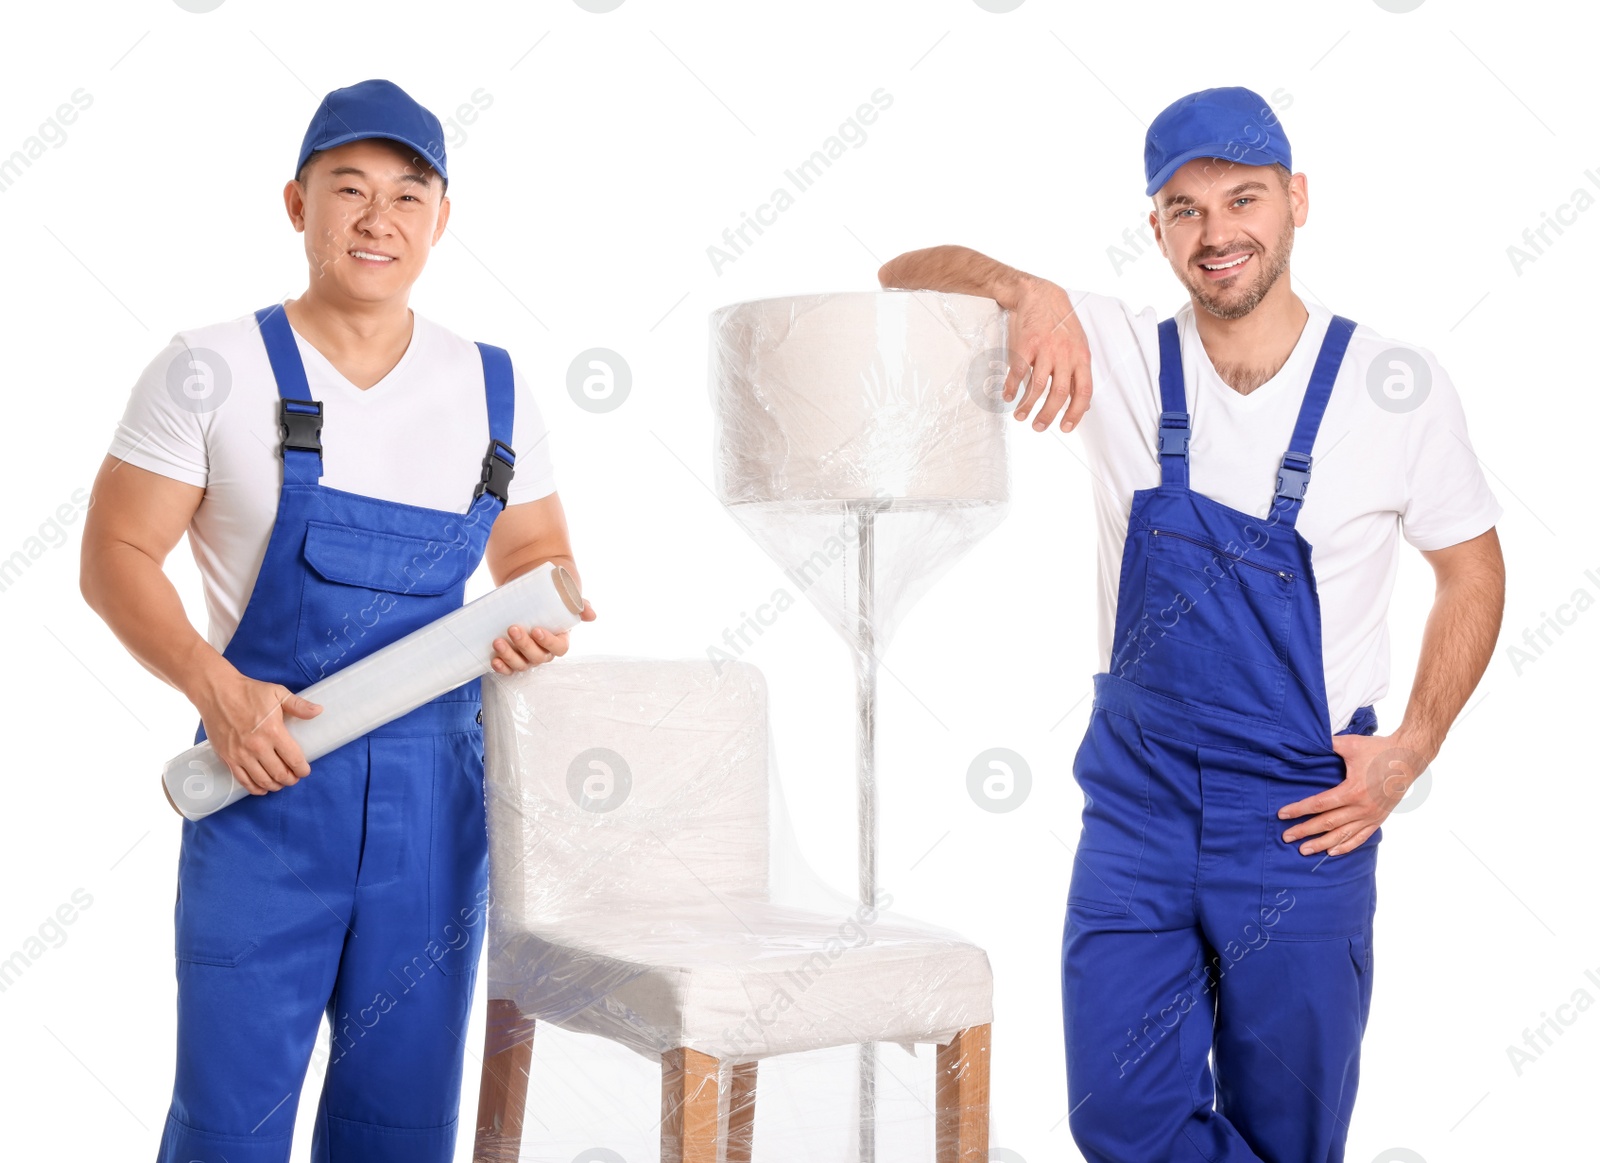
[936,1024,991,1163]
[661,1046,721,1163]
[726,1061,758,1163]
[474,999,534,1163]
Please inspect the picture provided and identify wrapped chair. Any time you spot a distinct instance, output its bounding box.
[472,657,993,1162]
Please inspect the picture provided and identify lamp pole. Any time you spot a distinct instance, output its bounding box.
[853,497,891,1163]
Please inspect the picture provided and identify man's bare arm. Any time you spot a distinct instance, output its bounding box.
[481,490,597,674]
[79,456,321,793]
[1280,526,1506,855]
[80,457,214,696]
[1393,526,1506,767]
[877,245,1036,306]
[877,244,1095,432]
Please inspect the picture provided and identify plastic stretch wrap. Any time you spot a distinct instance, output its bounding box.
[710,290,1010,653]
[162,562,583,819]
[476,658,995,1161]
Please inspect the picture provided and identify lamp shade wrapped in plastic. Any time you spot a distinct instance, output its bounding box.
[711,290,1010,650]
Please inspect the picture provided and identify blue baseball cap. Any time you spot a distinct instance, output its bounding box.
[1144,86,1290,197]
[295,78,448,189]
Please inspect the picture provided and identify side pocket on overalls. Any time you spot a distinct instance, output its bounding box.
[1262,782,1380,941]
[1066,708,1152,916]
[173,803,280,967]
[430,730,491,976]
[1348,930,1370,976]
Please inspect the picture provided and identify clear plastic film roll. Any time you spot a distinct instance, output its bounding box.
[476,658,995,1162]
[161,562,583,820]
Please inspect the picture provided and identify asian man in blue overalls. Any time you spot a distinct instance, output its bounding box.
[878,87,1506,1160]
[82,79,596,1162]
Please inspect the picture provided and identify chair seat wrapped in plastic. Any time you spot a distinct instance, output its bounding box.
[474,657,994,1162]
[494,899,993,1062]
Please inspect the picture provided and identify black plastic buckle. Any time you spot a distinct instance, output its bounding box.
[1157,410,1190,459]
[1276,450,1313,501]
[278,399,323,458]
[474,438,517,504]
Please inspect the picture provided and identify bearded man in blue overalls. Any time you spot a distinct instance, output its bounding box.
[81,80,596,1162]
[879,88,1506,1160]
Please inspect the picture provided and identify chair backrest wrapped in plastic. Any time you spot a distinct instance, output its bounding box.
[481,657,771,932]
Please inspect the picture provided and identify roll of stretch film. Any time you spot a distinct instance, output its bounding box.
[162,561,584,820]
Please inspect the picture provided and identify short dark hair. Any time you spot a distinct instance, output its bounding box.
[296,142,446,193]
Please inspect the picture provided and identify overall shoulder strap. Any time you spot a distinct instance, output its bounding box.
[1155,317,1189,489]
[473,341,517,506]
[1273,315,1357,526]
[254,304,323,483]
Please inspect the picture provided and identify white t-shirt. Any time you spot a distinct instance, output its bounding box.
[1068,292,1501,735]
[107,308,558,652]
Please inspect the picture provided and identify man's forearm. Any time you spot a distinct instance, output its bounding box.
[1394,533,1506,764]
[80,542,232,708]
[877,245,1036,309]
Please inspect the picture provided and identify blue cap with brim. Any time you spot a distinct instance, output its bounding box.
[1144,86,1290,197]
[295,78,448,188]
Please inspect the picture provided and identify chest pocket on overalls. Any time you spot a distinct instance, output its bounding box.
[294,520,478,685]
[1138,528,1295,725]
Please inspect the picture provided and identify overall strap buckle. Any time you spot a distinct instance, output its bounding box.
[1157,411,1190,459]
[1275,450,1313,501]
[474,438,517,504]
[278,399,323,458]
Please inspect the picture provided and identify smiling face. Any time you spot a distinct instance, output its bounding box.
[1151,158,1306,321]
[285,137,450,307]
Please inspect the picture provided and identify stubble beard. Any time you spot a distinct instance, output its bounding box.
[1185,218,1295,322]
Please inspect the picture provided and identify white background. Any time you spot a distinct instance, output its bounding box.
[1,1,1594,1160]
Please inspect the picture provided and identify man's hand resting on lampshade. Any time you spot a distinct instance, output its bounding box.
[876,245,1094,433]
[995,274,1095,434]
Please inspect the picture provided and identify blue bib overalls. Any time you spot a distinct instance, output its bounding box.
[157,304,518,1163]
[1063,314,1380,1162]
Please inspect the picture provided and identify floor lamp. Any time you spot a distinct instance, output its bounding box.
[710,290,1010,1160]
